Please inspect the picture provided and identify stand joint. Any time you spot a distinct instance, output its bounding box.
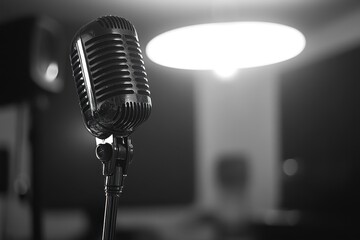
[95,136,133,195]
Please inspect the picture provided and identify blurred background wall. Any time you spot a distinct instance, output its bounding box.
[1,1,360,240]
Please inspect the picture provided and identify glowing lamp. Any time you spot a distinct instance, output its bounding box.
[146,22,306,75]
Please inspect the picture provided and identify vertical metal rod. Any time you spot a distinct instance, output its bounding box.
[101,166,122,240]
[102,193,119,240]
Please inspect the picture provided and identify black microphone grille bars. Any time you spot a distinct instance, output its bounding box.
[70,16,151,139]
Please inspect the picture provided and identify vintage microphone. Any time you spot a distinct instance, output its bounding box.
[69,15,152,240]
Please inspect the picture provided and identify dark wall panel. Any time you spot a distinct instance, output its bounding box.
[280,45,360,225]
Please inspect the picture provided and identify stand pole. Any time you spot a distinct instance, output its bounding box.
[96,136,133,240]
[102,166,122,240]
[102,194,119,240]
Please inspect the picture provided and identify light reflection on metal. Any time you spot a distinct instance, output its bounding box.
[76,38,96,113]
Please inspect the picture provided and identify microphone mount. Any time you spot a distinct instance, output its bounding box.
[95,135,134,240]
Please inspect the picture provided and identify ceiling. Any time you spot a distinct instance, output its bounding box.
[1,0,360,44]
[1,0,360,79]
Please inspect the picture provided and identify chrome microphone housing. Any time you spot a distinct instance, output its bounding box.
[70,16,151,139]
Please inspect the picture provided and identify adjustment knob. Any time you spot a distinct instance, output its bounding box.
[96,143,113,162]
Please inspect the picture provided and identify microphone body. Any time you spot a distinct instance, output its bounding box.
[70,16,151,139]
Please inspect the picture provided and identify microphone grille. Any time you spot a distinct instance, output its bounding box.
[96,16,135,32]
[114,102,152,130]
[69,15,152,138]
[81,33,150,102]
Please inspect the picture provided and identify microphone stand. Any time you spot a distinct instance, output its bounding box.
[95,136,133,240]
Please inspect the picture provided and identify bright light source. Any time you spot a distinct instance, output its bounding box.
[146,22,306,71]
[214,67,238,79]
[44,62,59,82]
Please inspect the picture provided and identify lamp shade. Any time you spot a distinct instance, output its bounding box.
[146,22,306,72]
